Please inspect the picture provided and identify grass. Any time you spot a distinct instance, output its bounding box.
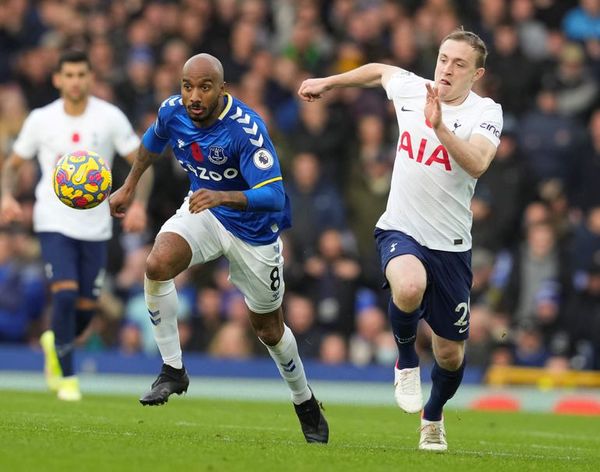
[1,390,599,471]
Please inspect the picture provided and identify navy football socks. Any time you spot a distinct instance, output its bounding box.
[423,359,466,421]
[388,299,421,369]
[51,289,78,377]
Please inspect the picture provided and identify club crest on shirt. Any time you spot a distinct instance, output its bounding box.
[208,146,228,165]
[253,148,274,170]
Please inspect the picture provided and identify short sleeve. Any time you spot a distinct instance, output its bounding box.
[384,71,427,100]
[141,106,170,153]
[110,107,141,156]
[236,116,283,189]
[471,101,503,147]
[12,110,42,159]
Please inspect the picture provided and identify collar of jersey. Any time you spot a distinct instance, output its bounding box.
[217,93,233,120]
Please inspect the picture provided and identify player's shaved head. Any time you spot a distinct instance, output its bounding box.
[183,53,224,84]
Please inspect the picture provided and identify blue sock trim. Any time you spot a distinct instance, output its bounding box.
[388,299,421,369]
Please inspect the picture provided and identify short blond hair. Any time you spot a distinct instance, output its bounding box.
[441,29,488,68]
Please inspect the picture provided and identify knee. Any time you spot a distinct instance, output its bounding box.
[391,279,426,312]
[146,252,176,281]
[255,324,283,346]
[435,347,464,371]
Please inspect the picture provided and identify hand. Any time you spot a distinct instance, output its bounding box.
[122,200,147,233]
[297,78,331,102]
[188,188,225,213]
[425,83,442,129]
[0,195,23,223]
[109,185,135,219]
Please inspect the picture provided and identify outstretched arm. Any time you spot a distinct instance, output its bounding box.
[109,144,161,218]
[425,83,497,178]
[298,63,404,101]
[0,153,26,222]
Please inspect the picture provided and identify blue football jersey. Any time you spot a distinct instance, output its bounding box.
[143,93,291,245]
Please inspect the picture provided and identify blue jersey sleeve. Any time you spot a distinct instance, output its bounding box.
[235,115,284,190]
[141,101,171,153]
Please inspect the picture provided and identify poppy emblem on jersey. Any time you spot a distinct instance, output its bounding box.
[190,142,203,161]
[253,148,273,170]
[208,146,228,165]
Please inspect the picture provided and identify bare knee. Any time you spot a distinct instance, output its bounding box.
[250,308,284,346]
[391,279,426,312]
[434,343,464,371]
[145,233,192,280]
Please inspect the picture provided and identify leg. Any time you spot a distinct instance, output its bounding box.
[386,254,427,413]
[419,333,464,452]
[424,333,465,421]
[140,232,192,406]
[75,239,108,339]
[38,233,80,399]
[230,236,328,443]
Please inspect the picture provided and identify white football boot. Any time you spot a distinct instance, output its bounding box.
[394,365,423,413]
[419,418,448,451]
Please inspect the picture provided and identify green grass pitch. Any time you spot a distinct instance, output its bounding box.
[1,390,598,471]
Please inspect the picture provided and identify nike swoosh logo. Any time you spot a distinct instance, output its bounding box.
[401,106,414,112]
[458,326,468,334]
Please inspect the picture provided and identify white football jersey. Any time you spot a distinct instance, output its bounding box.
[377,71,503,251]
[13,97,140,241]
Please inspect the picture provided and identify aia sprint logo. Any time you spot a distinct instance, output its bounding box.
[397,131,452,171]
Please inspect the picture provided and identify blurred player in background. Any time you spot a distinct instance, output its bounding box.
[0,50,150,401]
[109,53,328,444]
[298,29,503,451]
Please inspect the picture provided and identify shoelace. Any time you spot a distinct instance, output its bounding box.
[398,370,419,394]
[420,424,445,444]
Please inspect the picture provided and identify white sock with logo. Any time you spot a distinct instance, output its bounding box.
[262,325,312,405]
[144,275,182,369]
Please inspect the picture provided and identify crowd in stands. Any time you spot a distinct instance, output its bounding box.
[1,0,600,372]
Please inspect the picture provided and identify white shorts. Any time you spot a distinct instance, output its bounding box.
[159,199,284,313]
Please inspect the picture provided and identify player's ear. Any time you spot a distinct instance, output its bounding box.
[473,67,485,83]
[52,71,61,90]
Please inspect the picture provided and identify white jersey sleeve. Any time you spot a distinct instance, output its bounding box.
[13,109,43,159]
[109,106,140,157]
[385,70,428,100]
[470,99,503,147]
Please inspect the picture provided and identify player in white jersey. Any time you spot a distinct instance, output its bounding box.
[299,29,503,451]
[0,50,150,401]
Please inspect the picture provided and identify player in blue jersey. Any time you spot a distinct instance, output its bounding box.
[109,53,328,444]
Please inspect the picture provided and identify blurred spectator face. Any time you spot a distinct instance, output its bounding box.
[299,98,328,131]
[358,115,384,146]
[523,202,550,226]
[319,333,347,364]
[558,43,585,81]
[292,152,320,190]
[582,0,600,16]
[180,11,207,46]
[120,323,142,354]
[231,21,257,59]
[536,89,557,113]
[434,39,484,104]
[469,305,491,343]
[196,287,222,322]
[510,0,534,22]
[285,295,315,334]
[496,133,516,160]
[210,322,252,358]
[391,20,417,65]
[127,55,154,88]
[494,24,519,56]
[318,229,344,260]
[526,223,556,258]
[181,57,224,126]
[356,306,386,341]
[53,60,93,103]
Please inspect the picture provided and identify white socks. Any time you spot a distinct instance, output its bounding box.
[144,275,182,369]
[263,325,312,405]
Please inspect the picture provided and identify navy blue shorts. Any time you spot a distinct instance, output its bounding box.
[38,232,107,300]
[375,228,472,341]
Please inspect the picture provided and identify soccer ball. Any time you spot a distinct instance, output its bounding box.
[53,150,112,209]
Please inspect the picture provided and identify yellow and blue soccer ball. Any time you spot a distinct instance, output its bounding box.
[53,150,112,209]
